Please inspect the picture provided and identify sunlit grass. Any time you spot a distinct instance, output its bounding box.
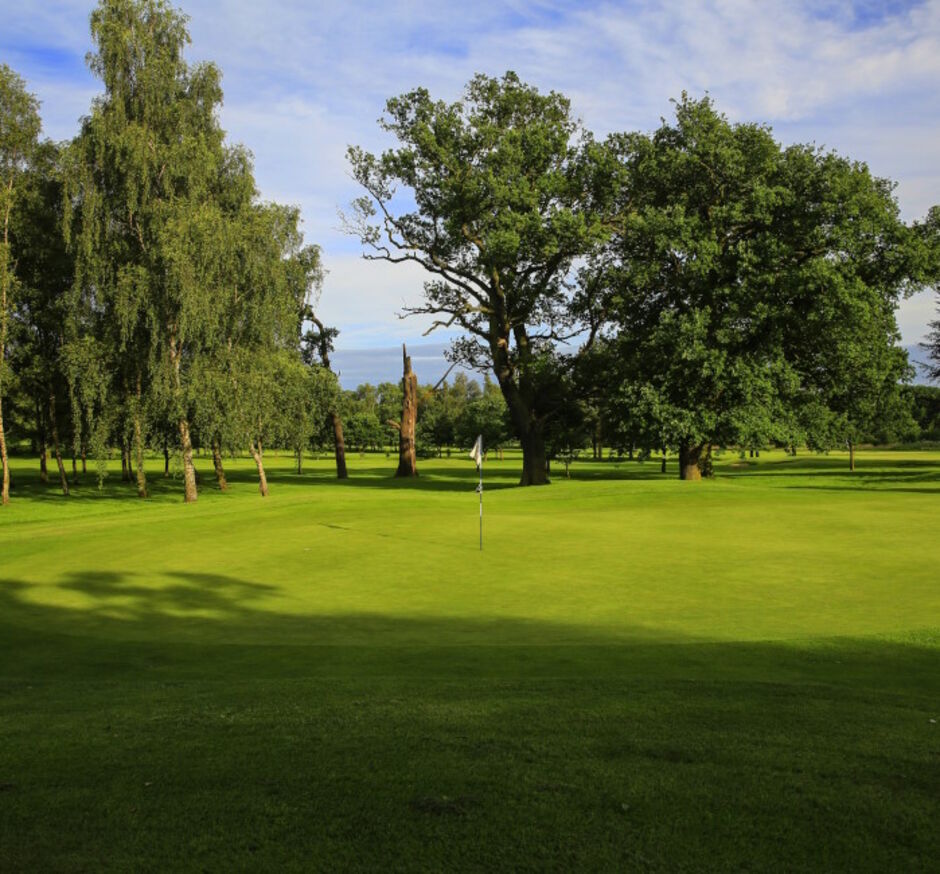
[1,448,937,870]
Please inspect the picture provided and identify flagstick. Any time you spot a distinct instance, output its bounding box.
[478,459,483,552]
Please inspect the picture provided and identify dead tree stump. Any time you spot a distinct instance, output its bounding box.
[392,344,418,477]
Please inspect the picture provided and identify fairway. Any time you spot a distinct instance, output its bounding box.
[1,450,938,871]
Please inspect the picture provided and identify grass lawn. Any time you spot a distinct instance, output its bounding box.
[0,448,937,871]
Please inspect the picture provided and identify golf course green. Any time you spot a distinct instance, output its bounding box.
[1,449,937,871]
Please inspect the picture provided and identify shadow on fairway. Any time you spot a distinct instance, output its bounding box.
[0,571,937,872]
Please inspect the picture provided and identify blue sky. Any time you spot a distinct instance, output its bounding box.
[3,0,939,385]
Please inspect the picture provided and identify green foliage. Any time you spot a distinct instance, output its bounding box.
[906,384,940,440]
[592,95,933,466]
[348,72,622,483]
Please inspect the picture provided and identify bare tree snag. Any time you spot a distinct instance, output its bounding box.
[394,344,418,477]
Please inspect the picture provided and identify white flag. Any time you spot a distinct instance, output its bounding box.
[469,434,483,468]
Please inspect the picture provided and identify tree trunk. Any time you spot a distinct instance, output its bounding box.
[295,447,303,475]
[661,447,667,474]
[250,439,269,497]
[0,191,11,506]
[81,446,87,475]
[395,344,418,478]
[698,444,714,479]
[36,397,48,483]
[678,442,703,481]
[178,417,197,502]
[328,412,348,479]
[492,331,549,485]
[121,443,131,482]
[169,333,197,502]
[849,441,855,472]
[519,428,549,485]
[133,417,147,498]
[212,439,228,491]
[132,373,147,497]
[48,391,69,496]
[0,398,9,505]
[163,441,170,477]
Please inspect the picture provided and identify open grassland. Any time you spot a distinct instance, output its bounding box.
[1,449,938,871]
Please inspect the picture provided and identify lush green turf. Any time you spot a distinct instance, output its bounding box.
[1,448,937,871]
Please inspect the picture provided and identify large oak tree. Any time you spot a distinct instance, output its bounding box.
[347,72,619,485]
[591,95,936,478]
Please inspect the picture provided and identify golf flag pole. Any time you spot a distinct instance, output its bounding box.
[470,435,483,551]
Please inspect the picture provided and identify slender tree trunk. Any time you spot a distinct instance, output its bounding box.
[81,446,87,475]
[0,397,9,505]
[250,438,269,497]
[121,442,131,482]
[169,333,197,502]
[849,440,855,472]
[178,417,197,502]
[661,446,667,474]
[132,372,147,497]
[37,399,48,484]
[328,412,348,479]
[133,423,147,498]
[395,344,418,478]
[678,442,703,481]
[0,186,12,506]
[212,439,228,491]
[163,440,170,476]
[71,452,78,481]
[48,391,69,496]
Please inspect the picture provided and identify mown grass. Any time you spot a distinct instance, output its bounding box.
[0,448,937,871]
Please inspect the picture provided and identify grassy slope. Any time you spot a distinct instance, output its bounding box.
[0,449,937,871]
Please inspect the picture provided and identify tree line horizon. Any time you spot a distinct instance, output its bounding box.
[1,0,939,505]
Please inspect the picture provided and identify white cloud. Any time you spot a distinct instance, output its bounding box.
[3,0,938,356]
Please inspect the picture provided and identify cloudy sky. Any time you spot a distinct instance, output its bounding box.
[3,0,939,384]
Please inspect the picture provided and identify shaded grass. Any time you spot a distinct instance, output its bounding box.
[0,449,938,871]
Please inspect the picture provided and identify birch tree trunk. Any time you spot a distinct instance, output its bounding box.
[250,438,269,496]
[212,438,228,491]
[49,391,69,496]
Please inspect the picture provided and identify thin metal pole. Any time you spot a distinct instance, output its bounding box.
[478,461,483,551]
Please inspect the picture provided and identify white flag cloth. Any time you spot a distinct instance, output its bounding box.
[469,434,483,468]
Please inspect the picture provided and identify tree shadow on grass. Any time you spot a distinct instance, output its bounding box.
[0,570,937,872]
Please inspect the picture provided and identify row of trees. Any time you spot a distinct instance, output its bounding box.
[2,0,939,506]
[0,0,347,504]
[347,75,940,482]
